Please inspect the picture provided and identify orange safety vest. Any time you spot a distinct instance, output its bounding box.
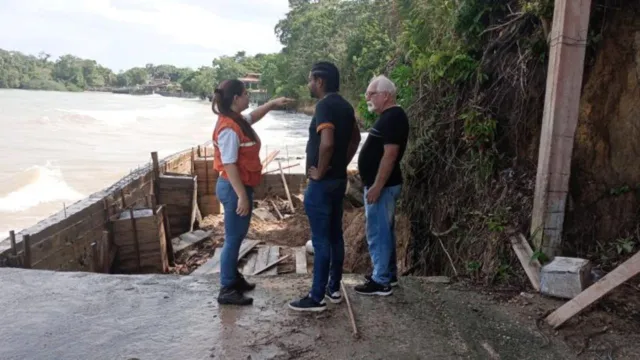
[212,115,263,187]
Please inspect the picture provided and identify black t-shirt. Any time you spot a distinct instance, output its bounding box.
[305,93,356,180]
[357,106,409,187]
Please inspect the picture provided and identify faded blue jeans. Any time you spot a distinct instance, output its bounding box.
[216,177,254,288]
[364,184,402,286]
[304,178,348,303]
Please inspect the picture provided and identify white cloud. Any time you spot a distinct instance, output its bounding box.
[15,0,286,55]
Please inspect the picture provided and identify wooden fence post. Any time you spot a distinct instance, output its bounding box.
[23,234,32,269]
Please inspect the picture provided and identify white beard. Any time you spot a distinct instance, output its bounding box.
[366,102,375,112]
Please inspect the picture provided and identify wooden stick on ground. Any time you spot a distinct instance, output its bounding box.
[278,161,294,212]
[340,280,359,338]
[270,200,283,220]
[251,254,290,276]
[545,250,640,329]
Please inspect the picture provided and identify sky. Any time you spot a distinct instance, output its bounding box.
[0,0,289,72]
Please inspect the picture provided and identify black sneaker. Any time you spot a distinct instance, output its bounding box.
[355,278,393,296]
[325,288,343,304]
[288,295,327,312]
[366,274,399,288]
[217,286,253,306]
[234,271,256,292]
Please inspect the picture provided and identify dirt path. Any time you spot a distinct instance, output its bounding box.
[0,268,584,360]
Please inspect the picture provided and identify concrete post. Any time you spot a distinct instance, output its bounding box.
[531,0,592,257]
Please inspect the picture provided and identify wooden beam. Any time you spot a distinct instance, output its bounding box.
[189,176,198,232]
[151,151,160,180]
[190,147,195,175]
[510,234,541,291]
[263,163,300,174]
[203,149,210,195]
[161,205,175,266]
[128,208,142,272]
[91,241,100,272]
[23,234,31,269]
[9,230,17,256]
[546,250,640,329]
[270,200,283,220]
[261,150,280,171]
[530,0,592,257]
[341,280,359,338]
[278,161,294,212]
[295,246,308,274]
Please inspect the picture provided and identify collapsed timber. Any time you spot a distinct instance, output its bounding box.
[0,145,410,279]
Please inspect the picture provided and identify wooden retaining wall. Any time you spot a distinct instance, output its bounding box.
[0,149,193,271]
[254,173,307,200]
[0,146,309,272]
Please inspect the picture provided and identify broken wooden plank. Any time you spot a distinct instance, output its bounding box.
[510,234,541,292]
[191,239,260,275]
[240,250,259,275]
[254,246,271,273]
[238,240,261,260]
[295,246,308,274]
[191,247,222,275]
[171,229,213,253]
[265,246,280,276]
[252,255,290,276]
[545,250,640,329]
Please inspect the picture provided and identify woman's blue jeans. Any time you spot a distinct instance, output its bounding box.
[216,177,254,288]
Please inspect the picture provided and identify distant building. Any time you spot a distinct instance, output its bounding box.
[238,73,261,90]
[238,73,268,105]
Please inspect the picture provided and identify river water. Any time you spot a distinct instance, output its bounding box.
[0,89,366,239]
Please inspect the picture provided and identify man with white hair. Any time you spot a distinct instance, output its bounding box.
[354,75,409,296]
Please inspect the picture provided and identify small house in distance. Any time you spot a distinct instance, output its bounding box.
[238,73,269,105]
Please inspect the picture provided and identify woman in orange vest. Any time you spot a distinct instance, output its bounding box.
[211,79,293,305]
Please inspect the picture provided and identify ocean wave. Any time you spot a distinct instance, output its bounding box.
[54,104,199,127]
[0,162,84,213]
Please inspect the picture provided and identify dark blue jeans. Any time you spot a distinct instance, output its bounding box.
[364,185,401,286]
[216,177,254,288]
[304,178,347,303]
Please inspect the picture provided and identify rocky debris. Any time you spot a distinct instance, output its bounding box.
[252,208,277,222]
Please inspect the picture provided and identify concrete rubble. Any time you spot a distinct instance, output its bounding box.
[540,256,592,299]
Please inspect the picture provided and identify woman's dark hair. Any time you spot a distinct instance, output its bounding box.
[212,79,258,142]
